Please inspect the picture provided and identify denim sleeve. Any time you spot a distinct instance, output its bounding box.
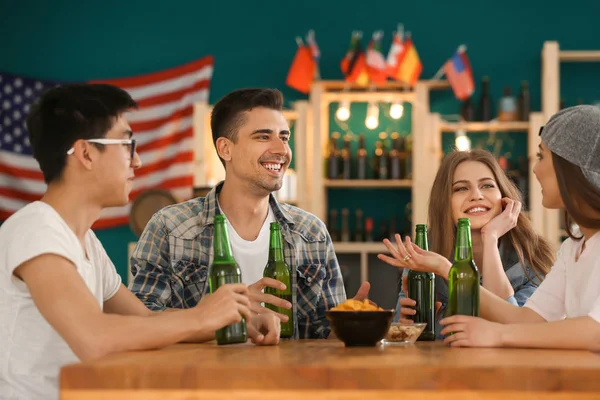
[511,279,539,306]
[505,261,542,307]
[393,268,409,322]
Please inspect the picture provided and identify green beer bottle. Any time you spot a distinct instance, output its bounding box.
[447,218,480,317]
[208,214,248,345]
[263,222,294,338]
[407,224,436,341]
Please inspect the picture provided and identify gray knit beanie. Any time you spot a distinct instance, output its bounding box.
[540,105,600,191]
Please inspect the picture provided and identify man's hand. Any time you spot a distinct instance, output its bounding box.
[195,284,253,333]
[353,281,371,301]
[248,278,292,322]
[248,314,281,346]
[397,275,442,324]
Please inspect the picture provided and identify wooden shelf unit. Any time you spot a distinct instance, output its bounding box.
[439,121,531,132]
[308,79,450,284]
[323,179,412,188]
[559,50,600,62]
[333,242,388,254]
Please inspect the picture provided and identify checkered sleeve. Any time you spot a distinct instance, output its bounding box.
[308,229,347,339]
[128,212,176,311]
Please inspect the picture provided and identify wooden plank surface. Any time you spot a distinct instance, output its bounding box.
[60,340,600,393]
[60,390,600,400]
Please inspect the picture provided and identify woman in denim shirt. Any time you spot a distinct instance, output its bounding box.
[378,150,555,338]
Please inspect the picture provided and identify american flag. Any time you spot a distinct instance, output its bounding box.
[443,49,474,101]
[0,55,213,229]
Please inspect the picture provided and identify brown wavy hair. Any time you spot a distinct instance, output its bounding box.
[428,149,555,281]
[552,152,600,240]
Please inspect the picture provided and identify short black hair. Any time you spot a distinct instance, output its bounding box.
[25,83,138,184]
[210,88,284,165]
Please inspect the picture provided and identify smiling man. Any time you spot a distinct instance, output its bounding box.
[129,88,357,339]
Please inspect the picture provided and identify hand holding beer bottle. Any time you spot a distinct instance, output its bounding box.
[406,225,436,341]
[196,283,252,333]
[447,218,480,317]
[247,277,293,322]
[248,224,293,323]
[208,214,248,345]
[262,222,294,338]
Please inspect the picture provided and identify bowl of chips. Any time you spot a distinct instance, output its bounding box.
[326,299,394,347]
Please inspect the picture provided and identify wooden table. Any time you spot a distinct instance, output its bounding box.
[60,339,600,399]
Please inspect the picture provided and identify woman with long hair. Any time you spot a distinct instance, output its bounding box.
[392,105,600,350]
[379,149,555,335]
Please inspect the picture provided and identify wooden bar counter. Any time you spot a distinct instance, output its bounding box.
[60,339,600,400]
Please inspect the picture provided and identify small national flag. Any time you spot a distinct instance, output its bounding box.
[286,38,315,94]
[340,31,369,86]
[0,55,213,229]
[366,31,388,85]
[394,34,423,86]
[443,47,475,100]
[386,25,405,78]
[306,30,321,80]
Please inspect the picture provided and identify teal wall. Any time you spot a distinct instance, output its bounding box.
[2,0,599,281]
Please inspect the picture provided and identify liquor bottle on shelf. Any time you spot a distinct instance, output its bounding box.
[389,132,402,180]
[375,132,389,179]
[365,218,374,242]
[379,220,389,242]
[460,98,475,121]
[517,81,530,121]
[404,134,413,180]
[404,202,413,237]
[340,208,350,242]
[341,134,352,180]
[327,132,341,179]
[517,156,529,208]
[329,209,340,242]
[354,209,364,242]
[389,214,397,241]
[355,134,368,180]
[477,76,492,121]
[498,87,517,122]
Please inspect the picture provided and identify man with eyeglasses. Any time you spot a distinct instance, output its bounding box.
[0,83,281,400]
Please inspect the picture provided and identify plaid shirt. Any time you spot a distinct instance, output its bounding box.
[129,182,347,339]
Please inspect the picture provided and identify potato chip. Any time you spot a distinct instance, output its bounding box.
[330,298,384,311]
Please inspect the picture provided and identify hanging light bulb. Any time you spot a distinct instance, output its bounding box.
[365,102,379,130]
[455,129,471,151]
[390,100,404,119]
[335,100,351,121]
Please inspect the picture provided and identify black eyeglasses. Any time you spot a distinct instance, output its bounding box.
[67,138,137,160]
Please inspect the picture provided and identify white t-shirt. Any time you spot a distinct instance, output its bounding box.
[225,206,276,286]
[525,231,600,323]
[0,202,121,400]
